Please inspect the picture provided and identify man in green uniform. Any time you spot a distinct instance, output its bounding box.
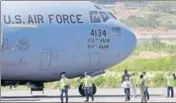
[166,72,175,98]
[83,72,94,102]
[139,74,147,103]
[60,72,70,103]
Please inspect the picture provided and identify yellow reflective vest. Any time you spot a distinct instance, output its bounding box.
[84,76,93,87]
[60,77,69,89]
[167,75,175,87]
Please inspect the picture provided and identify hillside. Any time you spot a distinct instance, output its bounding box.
[107,1,176,35]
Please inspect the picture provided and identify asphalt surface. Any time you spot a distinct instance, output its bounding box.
[1,88,176,102]
[136,35,176,40]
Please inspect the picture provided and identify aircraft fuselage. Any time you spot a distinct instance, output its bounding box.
[1,1,136,82]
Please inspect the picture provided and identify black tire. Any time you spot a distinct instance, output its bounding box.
[79,83,85,96]
[79,83,97,96]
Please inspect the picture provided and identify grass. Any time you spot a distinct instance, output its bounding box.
[136,41,176,54]
[110,56,176,72]
[120,14,176,29]
[110,39,176,72]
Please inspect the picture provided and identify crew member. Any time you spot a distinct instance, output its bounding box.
[83,72,94,102]
[139,74,147,103]
[122,69,134,83]
[166,72,175,98]
[143,72,150,100]
[121,77,132,101]
[60,72,70,103]
[130,73,137,98]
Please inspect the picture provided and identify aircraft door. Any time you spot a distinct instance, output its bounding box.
[40,49,52,70]
[89,52,100,69]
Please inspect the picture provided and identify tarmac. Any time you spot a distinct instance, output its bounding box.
[1,88,176,102]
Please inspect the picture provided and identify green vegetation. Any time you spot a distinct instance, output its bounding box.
[120,14,159,28]
[118,1,176,29]
[148,1,176,15]
[120,14,176,29]
[110,56,176,72]
[135,40,176,54]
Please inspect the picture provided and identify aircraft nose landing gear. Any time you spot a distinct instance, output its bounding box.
[78,83,97,96]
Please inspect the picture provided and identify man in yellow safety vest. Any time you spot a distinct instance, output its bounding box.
[166,72,176,98]
[83,72,94,102]
[60,72,70,103]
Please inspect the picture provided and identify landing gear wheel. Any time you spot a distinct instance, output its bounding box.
[79,83,97,96]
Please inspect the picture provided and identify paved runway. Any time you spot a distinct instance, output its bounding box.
[136,34,176,41]
[1,88,176,102]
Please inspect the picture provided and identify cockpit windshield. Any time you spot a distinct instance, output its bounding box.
[99,11,109,22]
[90,11,101,23]
[90,11,117,23]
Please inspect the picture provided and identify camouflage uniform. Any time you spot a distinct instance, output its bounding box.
[140,78,147,103]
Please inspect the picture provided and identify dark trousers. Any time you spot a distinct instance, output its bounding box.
[84,87,94,101]
[60,89,68,103]
[167,86,174,97]
[124,88,130,100]
[144,87,150,100]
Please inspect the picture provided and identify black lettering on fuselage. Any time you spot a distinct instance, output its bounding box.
[62,15,69,24]
[3,15,11,24]
[14,15,22,24]
[48,14,54,23]
[28,15,35,24]
[37,15,44,24]
[49,14,84,24]
[28,14,44,24]
[77,15,83,23]
[56,15,62,23]
[70,15,76,23]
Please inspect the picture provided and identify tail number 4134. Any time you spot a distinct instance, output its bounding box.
[90,29,106,37]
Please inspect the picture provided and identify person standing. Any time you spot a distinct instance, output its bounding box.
[166,72,175,98]
[143,72,150,100]
[139,74,147,103]
[122,69,134,83]
[121,77,132,101]
[130,73,137,98]
[83,72,94,102]
[60,72,70,103]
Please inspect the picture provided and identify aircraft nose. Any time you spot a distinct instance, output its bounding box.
[121,27,137,59]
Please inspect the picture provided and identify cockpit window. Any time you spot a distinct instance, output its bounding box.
[99,12,109,22]
[109,12,118,20]
[90,11,101,23]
